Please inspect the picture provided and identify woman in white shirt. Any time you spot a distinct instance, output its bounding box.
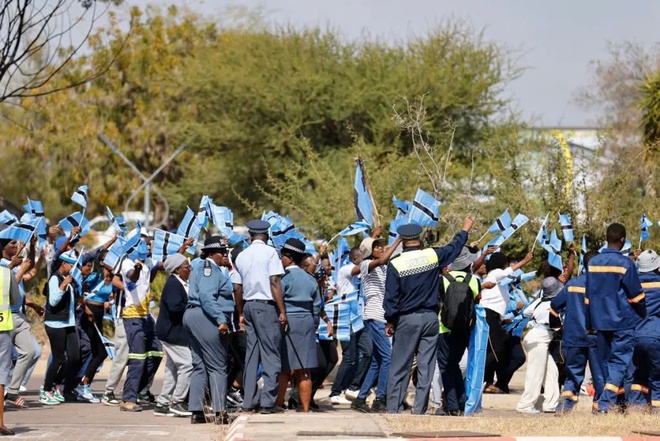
[481,251,533,394]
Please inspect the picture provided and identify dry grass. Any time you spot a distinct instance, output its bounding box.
[386,409,660,437]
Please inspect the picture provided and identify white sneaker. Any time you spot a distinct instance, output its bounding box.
[517,407,540,414]
[76,384,100,403]
[330,394,351,405]
[19,385,27,393]
[344,389,359,400]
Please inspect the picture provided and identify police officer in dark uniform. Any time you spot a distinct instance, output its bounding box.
[184,236,234,424]
[384,218,473,414]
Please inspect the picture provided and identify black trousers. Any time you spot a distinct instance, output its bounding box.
[44,326,80,391]
[82,303,107,382]
[228,331,247,388]
[484,309,509,388]
[494,336,526,392]
[312,339,338,396]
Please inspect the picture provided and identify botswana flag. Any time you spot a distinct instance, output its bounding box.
[548,229,562,254]
[153,229,185,262]
[354,158,376,226]
[106,207,128,234]
[206,202,234,238]
[392,196,410,216]
[407,188,439,227]
[0,210,18,226]
[58,212,90,237]
[338,221,371,237]
[0,216,42,243]
[71,185,88,209]
[640,214,653,243]
[535,214,550,250]
[559,213,574,243]
[177,207,201,240]
[547,250,563,272]
[26,199,44,217]
[488,210,512,234]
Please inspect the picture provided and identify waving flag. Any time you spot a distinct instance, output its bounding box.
[486,213,528,247]
[534,214,550,251]
[70,249,84,292]
[547,250,563,272]
[408,188,439,227]
[499,269,537,286]
[0,216,43,243]
[388,213,407,246]
[71,185,89,209]
[330,239,350,286]
[121,222,142,259]
[640,214,653,244]
[392,196,410,216]
[0,210,18,226]
[153,229,185,262]
[559,213,574,243]
[354,158,377,226]
[338,221,371,237]
[206,202,234,237]
[488,210,512,234]
[548,229,562,254]
[25,199,44,217]
[106,207,127,234]
[464,305,489,416]
[58,212,90,237]
[177,207,201,240]
[621,240,632,255]
[103,239,126,271]
[578,235,587,275]
[197,195,212,229]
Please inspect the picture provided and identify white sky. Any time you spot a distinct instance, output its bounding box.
[109,0,660,126]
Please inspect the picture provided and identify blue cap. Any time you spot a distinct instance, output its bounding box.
[59,249,78,264]
[397,224,423,240]
[246,220,270,235]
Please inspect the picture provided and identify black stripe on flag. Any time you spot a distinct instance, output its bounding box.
[496,218,505,231]
[273,224,295,237]
[561,224,572,231]
[354,189,366,224]
[183,218,194,237]
[75,190,87,201]
[412,200,438,222]
[66,216,80,227]
[162,232,170,257]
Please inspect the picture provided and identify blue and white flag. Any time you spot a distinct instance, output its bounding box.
[354,159,376,226]
[338,221,371,237]
[486,213,528,247]
[548,229,562,254]
[103,239,126,271]
[621,239,633,255]
[578,235,587,275]
[0,216,43,243]
[535,214,550,250]
[464,305,489,416]
[559,213,574,243]
[106,207,127,234]
[392,196,410,216]
[58,212,90,237]
[70,248,84,292]
[25,199,44,217]
[71,185,89,209]
[640,214,653,243]
[330,239,350,286]
[547,250,563,272]
[388,213,407,246]
[122,222,142,258]
[153,229,185,262]
[488,210,512,234]
[197,195,213,229]
[177,207,201,240]
[499,269,537,286]
[206,202,234,238]
[408,188,439,227]
[0,210,18,226]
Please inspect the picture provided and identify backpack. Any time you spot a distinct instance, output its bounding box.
[440,273,476,331]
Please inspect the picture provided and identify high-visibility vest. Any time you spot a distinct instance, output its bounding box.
[0,267,14,331]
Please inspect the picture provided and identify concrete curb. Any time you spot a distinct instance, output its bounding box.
[225,415,248,441]
[288,437,660,441]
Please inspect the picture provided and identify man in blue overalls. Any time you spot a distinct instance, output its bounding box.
[585,223,646,413]
[551,250,603,413]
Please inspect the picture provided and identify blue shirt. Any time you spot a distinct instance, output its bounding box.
[281,266,322,316]
[637,271,660,338]
[188,258,233,325]
[550,274,593,347]
[44,274,76,328]
[84,272,114,303]
[585,248,645,331]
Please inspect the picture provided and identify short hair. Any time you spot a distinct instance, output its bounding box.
[538,261,562,279]
[606,223,626,244]
[349,247,361,260]
[320,253,330,261]
[231,247,242,263]
[486,252,508,272]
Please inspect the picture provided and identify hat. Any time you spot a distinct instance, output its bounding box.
[637,249,660,273]
[359,237,386,259]
[282,238,306,254]
[448,246,479,271]
[81,253,96,266]
[541,277,563,299]
[397,224,423,240]
[201,236,228,253]
[164,253,188,274]
[246,220,270,235]
[59,249,78,265]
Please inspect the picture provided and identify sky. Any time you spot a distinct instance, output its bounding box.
[117,0,660,127]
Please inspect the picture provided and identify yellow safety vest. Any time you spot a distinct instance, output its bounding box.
[0,267,13,331]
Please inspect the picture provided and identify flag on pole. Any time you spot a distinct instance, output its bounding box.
[408,188,439,227]
[0,210,18,226]
[338,221,371,237]
[488,210,512,234]
[58,212,90,237]
[122,222,142,258]
[0,217,43,243]
[578,235,587,275]
[25,199,44,217]
[177,207,201,240]
[197,195,213,229]
[354,158,377,226]
[71,185,89,209]
[70,249,84,292]
[621,240,632,255]
[388,213,408,246]
[534,214,550,251]
[559,213,574,243]
[547,250,563,272]
[106,207,127,234]
[392,196,410,216]
[548,229,562,254]
[206,202,234,238]
[486,213,528,247]
[152,229,186,262]
[640,214,653,243]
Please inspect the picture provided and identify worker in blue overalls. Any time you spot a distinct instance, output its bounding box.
[629,250,660,414]
[585,223,646,413]
[551,250,603,413]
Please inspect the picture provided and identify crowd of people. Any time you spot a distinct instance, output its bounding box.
[0,204,657,436]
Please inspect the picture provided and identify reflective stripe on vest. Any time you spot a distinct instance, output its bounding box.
[0,268,14,331]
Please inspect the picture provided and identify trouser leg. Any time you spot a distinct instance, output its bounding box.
[411,312,439,415]
[122,318,146,403]
[598,329,635,412]
[105,319,128,394]
[386,315,418,413]
[8,316,38,395]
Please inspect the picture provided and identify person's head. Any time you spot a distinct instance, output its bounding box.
[541,276,563,299]
[397,224,423,249]
[448,246,479,273]
[606,223,627,250]
[486,252,508,273]
[538,261,562,279]
[582,250,598,272]
[281,238,306,267]
[58,249,78,276]
[475,262,487,277]
[349,247,363,265]
[359,237,386,260]
[201,236,228,266]
[320,254,332,276]
[164,253,192,281]
[0,239,17,258]
[300,253,315,274]
[231,246,242,268]
[636,249,660,274]
[246,220,270,243]
[81,254,95,277]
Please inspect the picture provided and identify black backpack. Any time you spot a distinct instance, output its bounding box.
[440,273,476,331]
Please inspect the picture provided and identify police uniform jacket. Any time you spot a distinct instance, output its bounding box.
[383,231,467,324]
[281,266,322,317]
[550,274,594,347]
[637,271,660,338]
[188,258,233,326]
[585,248,645,331]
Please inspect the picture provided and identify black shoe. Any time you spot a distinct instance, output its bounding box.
[169,402,192,417]
[260,406,285,414]
[287,397,299,410]
[0,426,15,436]
[448,410,464,416]
[62,390,79,402]
[401,400,412,411]
[153,404,172,417]
[227,388,244,407]
[215,411,234,425]
[371,397,387,413]
[138,392,156,404]
[191,412,209,424]
[351,398,371,413]
[309,400,319,410]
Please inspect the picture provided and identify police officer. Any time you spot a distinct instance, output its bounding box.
[550,250,603,414]
[384,218,473,414]
[585,223,646,413]
[184,236,234,424]
[234,220,286,414]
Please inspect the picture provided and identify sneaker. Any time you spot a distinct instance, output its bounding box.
[76,384,100,403]
[19,385,27,393]
[101,392,120,406]
[169,402,192,417]
[226,388,244,407]
[154,404,173,417]
[52,388,65,403]
[119,401,143,412]
[39,390,61,406]
[137,392,156,404]
[330,394,351,405]
[371,397,387,413]
[351,398,371,413]
[344,389,359,400]
[517,407,540,414]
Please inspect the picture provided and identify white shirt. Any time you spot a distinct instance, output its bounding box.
[234,240,285,301]
[480,267,514,319]
[337,264,357,298]
[360,260,387,323]
[121,258,156,318]
[523,298,553,332]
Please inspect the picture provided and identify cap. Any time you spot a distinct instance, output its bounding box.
[359,237,386,259]
[246,219,270,235]
[201,236,228,253]
[541,277,563,299]
[448,246,479,271]
[637,249,660,273]
[59,249,78,264]
[397,224,423,240]
[282,238,306,254]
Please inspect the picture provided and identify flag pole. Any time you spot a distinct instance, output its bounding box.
[328,232,342,245]
[531,239,537,253]
[477,230,489,243]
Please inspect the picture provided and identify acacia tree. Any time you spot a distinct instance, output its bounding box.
[0,0,123,102]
